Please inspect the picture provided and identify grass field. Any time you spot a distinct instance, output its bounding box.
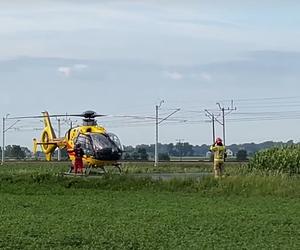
[0,162,299,249]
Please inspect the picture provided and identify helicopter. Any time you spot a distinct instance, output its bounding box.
[32,110,123,174]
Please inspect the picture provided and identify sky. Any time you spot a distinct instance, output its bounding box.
[1,0,300,148]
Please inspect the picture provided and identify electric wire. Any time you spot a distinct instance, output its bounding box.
[3,95,300,131]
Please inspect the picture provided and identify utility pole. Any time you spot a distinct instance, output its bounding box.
[154,101,180,167]
[1,116,5,165]
[155,100,164,167]
[205,110,218,144]
[212,114,215,143]
[216,101,237,146]
[57,118,61,161]
[221,106,226,146]
[1,114,20,165]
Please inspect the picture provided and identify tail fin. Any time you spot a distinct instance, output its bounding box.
[42,111,56,140]
[38,112,58,161]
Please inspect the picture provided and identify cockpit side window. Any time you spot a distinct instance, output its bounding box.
[108,133,123,151]
[75,134,94,156]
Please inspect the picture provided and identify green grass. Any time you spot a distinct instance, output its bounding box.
[1,161,244,174]
[0,190,299,249]
[123,161,246,175]
[0,163,299,249]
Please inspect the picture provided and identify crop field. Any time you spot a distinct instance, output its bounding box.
[0,162,299,249]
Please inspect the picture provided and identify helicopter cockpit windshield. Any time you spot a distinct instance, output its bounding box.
[75,133,122,161]
[90,133,122,161]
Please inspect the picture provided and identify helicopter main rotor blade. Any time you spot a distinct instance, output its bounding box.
[6,114,72,120]
[7,113,107,120]
[110,115,157,120]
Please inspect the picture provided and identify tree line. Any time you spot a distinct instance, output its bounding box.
[123,140,295,161]
[0,140,295,161]
[0,145,31,159]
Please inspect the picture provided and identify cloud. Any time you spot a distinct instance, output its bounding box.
[164,71,183,80]
[199,72,212,81]
[58,64,88,77]
[58,66,72,77]
[73,64,88,70]
[164,70,211,82]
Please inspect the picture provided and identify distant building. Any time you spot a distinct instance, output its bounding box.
[206,151,212,159]
[226,149,234,158]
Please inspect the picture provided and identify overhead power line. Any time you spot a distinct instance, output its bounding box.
[222,95,300,103]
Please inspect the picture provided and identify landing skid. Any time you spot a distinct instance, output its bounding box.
[66,163,122,176]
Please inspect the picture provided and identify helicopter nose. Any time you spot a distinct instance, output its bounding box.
[96,148,121,161]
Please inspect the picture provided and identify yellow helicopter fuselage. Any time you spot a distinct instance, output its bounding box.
[33,112,122,168]
[66,125,119,167]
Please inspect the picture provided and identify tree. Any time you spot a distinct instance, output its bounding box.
[123,145,135,154]
[132,151,140,160]
[182,142,194,156]
[123,153,132,160]
[10,145,26,159]
[236,149,248,161]
[5,145,13,157]
[174,142,194,157]
[158,153,170,161]
[137,148,148,161]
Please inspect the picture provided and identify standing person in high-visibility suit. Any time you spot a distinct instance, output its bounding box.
[74,143,84,174]
[210,137,226,178]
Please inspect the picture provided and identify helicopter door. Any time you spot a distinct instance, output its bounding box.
[75,134,94,156]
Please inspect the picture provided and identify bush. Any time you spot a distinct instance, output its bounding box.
[248,145,300,175]
[236,149,248,161]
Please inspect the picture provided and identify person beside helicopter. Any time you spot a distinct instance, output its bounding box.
[210,137,227,178]
[68,143,85,174]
